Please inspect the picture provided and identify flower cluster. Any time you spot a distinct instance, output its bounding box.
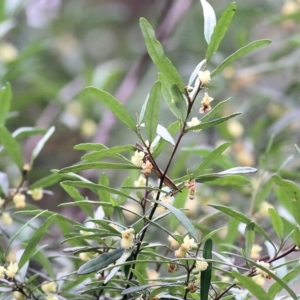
[1,212,12,225]
[134,174,146,187]
[131,150,145,167]
[250,244,262,260]
[13,193,26,209]
[198,70,211,86]
[41,281,58,294]
[185,179,196,200]
[120,228,135,249]
[255,261,276,279]
[195,259,208,272]
[174,235,195,258]
[27,188,44,201]
[0,262,19,279]
[142,160,153,175]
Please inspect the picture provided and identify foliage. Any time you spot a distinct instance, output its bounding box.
[1,1,300,300]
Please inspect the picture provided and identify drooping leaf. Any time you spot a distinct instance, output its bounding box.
[187,113,242,132]
[30,126,55,164]
[0,125,24,171]
[97,173,114,218]
[272,174,300,224]
[245,222,255,258]
[156,124,175,146]
[192,142,231,178]
[144,81,161,143]
[171,84,187,125]
[87,87,136,132]
[78,248,125,274]
[209,204,276,248]
[139,18,184,91]
[200,0,216,44]
[18,214,57,269]
[206,2,236,62]
[217,166,257,175]
[196,174,250,186]
[0,83,12,126]
[152,200,198,242]
[232,272,271,300]
[268,208,284,240]
[200,238,213,300]
[211,40,272,77]
[59,162,141,173]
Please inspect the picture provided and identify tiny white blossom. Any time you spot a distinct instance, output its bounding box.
[131,151,145,167]
[195,259,208,272]
[5,262,18,278]
[186,117,201,132]
[134,174,146,187]
[198,70,211,85]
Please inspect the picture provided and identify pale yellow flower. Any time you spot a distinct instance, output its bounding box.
[182,235,195,250]
[131,151,145,167]
[147,269,159,284]
[198,70,211,85]
[0,266,6,278]
[1,212,12,225]
[252,274,265,286]
[250,244,262,260]
[28,188,43,201]
[168,233,180,248]
[258,202,274,217]
[195,259,208,272]
[199,92,214,114]
[120,228,135,249]
[142,160,153,176]
[256,261,275,279]
[79,252,93,262]
[13,193,26,209]
[13,291,26,300]
[41,281,57,293]
[46,296,59,300]
[5,262,18,278]
[0,42,18,62]
[134,174,146,187]
[186,117,201,132]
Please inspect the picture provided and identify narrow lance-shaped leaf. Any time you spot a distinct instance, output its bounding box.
[145,81,161,143]
[206,2,236,62]
[117,177,133,205]
[31,126,55,164]
[188,59,206,87]
[292,225,300,248]
[196,174,250,186]
[200,0,216,44]
[153,200,198,242]
[86,87,136,132]
[156,124,175,146]
[245,222,255,258]
[192,142,231,178]
[139,18,184,91]
[78,248,125,274]
[171,84,187,126]
[200,98,231,122]
[0,125,24,171]
[200,238,213,300]
[211,39,272,78]
[268,208,284,240]
[18,214,57,269]
[0,83,12,126]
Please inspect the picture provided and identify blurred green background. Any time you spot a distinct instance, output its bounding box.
[1,0,300,216]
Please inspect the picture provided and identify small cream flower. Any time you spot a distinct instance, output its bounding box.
[1,212,13,225]
[182,235,195,250]
[120,228,135,249]
[0,266,6,278]
[5,262,18,278]
[168,233,180,248]
[13,291,26,300]
[147,269,159,284]
[195,259,208,272]
[258,202,274,217]
[256,261,275,279]
[174,247,185,258]
[0,42,18,62]
[250,244,262,260]
[186,117,201,132]
[131,151,145,167]
[199,92,214,114]
[142,160,153,176]
[79,252,93,262]
[198,70,211,85]
[41,281,57,293]
[134,174,146,187]
[46,296,59,300]
[13,193,26,209]
[28,188,43,201]
[252,274,265,286]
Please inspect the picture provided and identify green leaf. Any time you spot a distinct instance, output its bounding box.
[211,40,272,78]
[272,175,300,224]
[30,126,55,164]
[188,59,206,87]
[206,3,236,62]
[29,172,64,190]
[122,283,181,295]
[139,18,184,91]
[187,112,242,132]
[117,177,133,205]
[245,222,255,258]
[144,81,161,143]
[196,174,250,186]
[152,200,198,242]
[33,250,56,279]
[87,87,136,132]
[268,208,284,240]
[60,182,94,217]
[217,166,257,175]
[200,0,216,44]
[74,143,107,151]
[170,188,188,231]
[292,225,300,248]
[232,272,271,300]
[98,173,113,217]
[0,125,24,170]
[200,98,231,122]
[192,142,231,178]
[0,83,12,126]
[200,238,213,300]
[18,214,57,269]
[78,248,125,274]
[209,204,276,248]
[171,84,187,125]
[81,145,136,161]
[156,124,175,146]
[59,162,140,173]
